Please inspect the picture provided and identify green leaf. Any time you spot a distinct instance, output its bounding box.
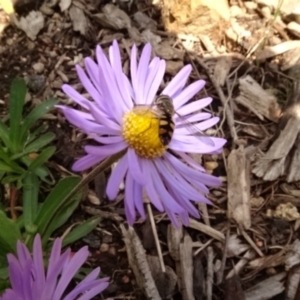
[47,194,81,233]
[0,147,24,173]
[0,161,17,173]
[34,177,81,240]
[19,99,57,145]
[24,132,56,153]
[1,175,21,184]
[0,121,14,151]
[42,193,82,242]
[10,132,56,161]
[26,124,48,144]
[33,165,53,183]
[28,146,56,171]
[0,267,8,280]
[62,216,100,247]
[0,211,21,254]
[9,78,27,152]
[22,172,39,231]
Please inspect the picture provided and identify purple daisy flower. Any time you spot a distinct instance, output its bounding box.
[0,234,109,300]
[57,40,226,227]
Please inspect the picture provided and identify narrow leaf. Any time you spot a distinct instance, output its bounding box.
[0,210,21,254]
[42,192,82,242]
[0,121,14,151]
[24,132,56,153]
[0,147,25,173]
[28,146,56,171]
[22,172,39,230]
[34,177,81,237]
[9,78,26,151]
[62,216,100,247]
[20,99,57,144]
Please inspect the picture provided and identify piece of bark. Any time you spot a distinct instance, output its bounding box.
[179,233,195,300]
[244,272,286,300]
[286,239,300,271]
[226,250,256,279]
[224,274,245,300]
[69,5,89,36]
[235,75,281,122]
[92,4,131,30]
[227,146,251,230]
[256,41,300,61]
[286,265,300,300]
[252,77,300,182]
[147,255,177,299]
[193,255,206,300]
[120,225,162,299]
[213,56,232,86]
[188,218,225,242]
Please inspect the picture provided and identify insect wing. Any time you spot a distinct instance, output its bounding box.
[175,112,215,146]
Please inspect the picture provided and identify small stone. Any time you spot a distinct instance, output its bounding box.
[287,21,300,38]
[108,246,117,256]
[204,161,219,171]
[40,4,54,15]
[244,1,258,12]
[261,6,272,18]
[230,5,244,17]
[32,62,44,73]
[99,243,109,252]
[27,75,45,92]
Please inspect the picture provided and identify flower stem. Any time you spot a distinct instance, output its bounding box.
[146,203,166,273]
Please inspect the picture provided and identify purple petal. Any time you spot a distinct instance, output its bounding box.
[76,281,110,300]
[91,135,123,144]
[164,152,222,187]
[76,65,102,104]
[162,65,192,97]
[176,97,212,116]
[174,112,211,125]
[84,58,102,98]
[106,155,128,199]
[52,247,89,300]
[32,235,45,295]
[149,160,184,213]
[83,101,121,130]
[130,44,138,102]
[135,43,152,104]
[72,154,106,172]
[62,85,90,110]
[144,58,165,105]
[127,148,146,185]
[142,159,164,211]
[124,173,137,224]
[85,142,127,157]
[173,80,206,110]
[133,180,145,219]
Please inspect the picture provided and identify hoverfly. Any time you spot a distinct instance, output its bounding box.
[152,95,215,147]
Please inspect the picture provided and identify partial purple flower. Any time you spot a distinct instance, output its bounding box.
[57,40,226,227]
[0,234,109,300]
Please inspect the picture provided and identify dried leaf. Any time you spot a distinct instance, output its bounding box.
[69,5,89,35]
[121,225,161,299]
[133,11,157,30]
[179,233,194,300]
[59,0,72,12]
[93,4,131,30]
[147,255,177,299]
[235,75,281,121]
[227,146,251,229]
[18,11,44,41]
[224,274,245,300]
[244,272,286,300]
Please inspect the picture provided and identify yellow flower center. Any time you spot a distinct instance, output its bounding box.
[122,106,167,158]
